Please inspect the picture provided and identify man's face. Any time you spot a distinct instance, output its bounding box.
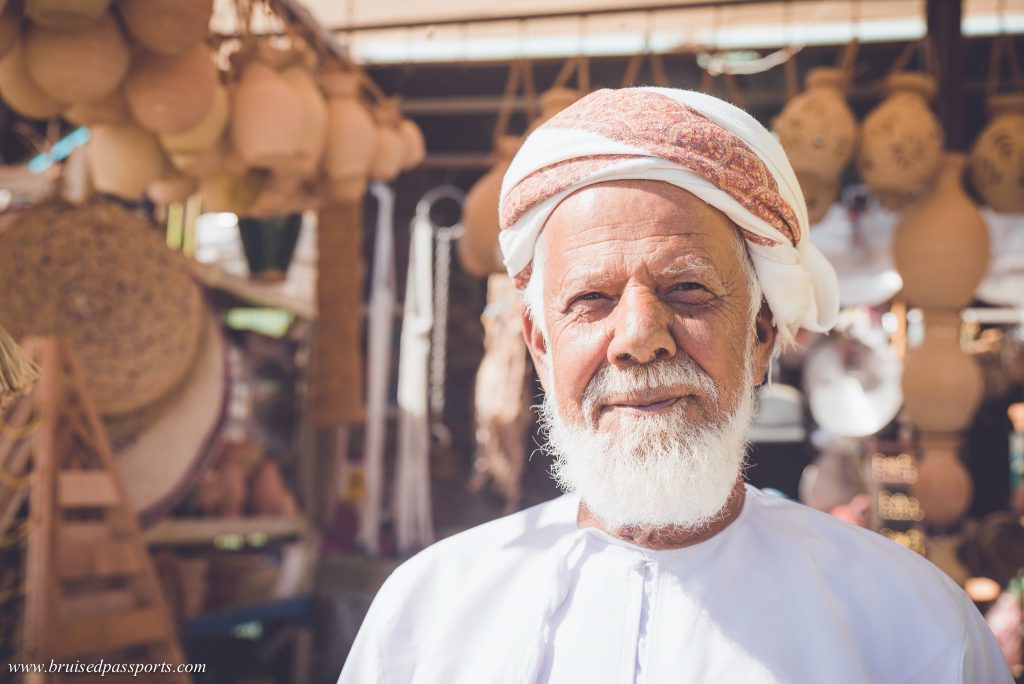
[522,180,777,529]
[526,180,773,431]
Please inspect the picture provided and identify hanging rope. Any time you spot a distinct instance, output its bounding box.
[986,34,1024,95]
[0,328,36,410]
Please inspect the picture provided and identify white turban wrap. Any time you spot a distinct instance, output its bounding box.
[497,87,840,340]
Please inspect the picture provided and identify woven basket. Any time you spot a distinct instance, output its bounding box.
[0,201,204,416]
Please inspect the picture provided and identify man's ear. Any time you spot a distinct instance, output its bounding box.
[522,307,551,393]
[751,300,777,386]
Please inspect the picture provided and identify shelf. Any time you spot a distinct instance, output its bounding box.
[143,516,310,548]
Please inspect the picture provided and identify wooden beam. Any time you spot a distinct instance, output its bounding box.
[927,0,965,150]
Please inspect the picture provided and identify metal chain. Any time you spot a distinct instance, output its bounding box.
[429,225,460,419]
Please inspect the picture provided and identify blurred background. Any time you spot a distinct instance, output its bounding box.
[0,0,1023,681]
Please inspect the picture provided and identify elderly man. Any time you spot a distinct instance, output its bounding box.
[339,88,1011,683]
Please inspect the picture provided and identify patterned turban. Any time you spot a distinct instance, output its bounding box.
[497,87,840,340]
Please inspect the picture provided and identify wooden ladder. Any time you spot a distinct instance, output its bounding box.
[22,339,191,683]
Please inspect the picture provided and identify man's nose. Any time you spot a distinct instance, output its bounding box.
[606,289,677,367]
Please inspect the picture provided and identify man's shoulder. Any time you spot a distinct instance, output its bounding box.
[372,494,579,613]
[743,486,970,622]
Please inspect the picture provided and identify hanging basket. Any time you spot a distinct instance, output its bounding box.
[0,0,21,62]
[124,43,217,135]
[0,40,63,119]
[24,0,108,30]
[278,64,327,178]
[88,122,168,199]
[322,70,376,201]
[64,87,132,126]
[117,0,213,56]
[160,81,229,157]
[399,117,426,170]
[23,11,130,105]
[370,99,404,183]
[230,58,304,169]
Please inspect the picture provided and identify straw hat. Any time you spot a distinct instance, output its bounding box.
[107,313,229,526]
[0,201,204,415]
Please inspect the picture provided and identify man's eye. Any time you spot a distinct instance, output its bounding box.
[571,292,607,305]
[673,283,706,293]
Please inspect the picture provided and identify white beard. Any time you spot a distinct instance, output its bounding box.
[539,355,755,531]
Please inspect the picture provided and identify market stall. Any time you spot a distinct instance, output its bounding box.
[0,0,1022,681]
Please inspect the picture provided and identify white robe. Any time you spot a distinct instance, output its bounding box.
[338,485,1011,683]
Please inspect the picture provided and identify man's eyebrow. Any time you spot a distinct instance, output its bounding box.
[656,255,717,279]
[558,270,619,291]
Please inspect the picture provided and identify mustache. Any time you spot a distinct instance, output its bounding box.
[581,358,719,424]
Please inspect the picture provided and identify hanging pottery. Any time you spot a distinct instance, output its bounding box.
[24,0,108,30]
[775,67,858,181]
[525,86,580,135]
[858,72,944,208]
[901,309,984,433]
[399,117,426,170]
[146,173,197,205]
[124,44,217,135]
[322,70,376,201]
[970,93,1024,213]
[0,40,63,119]
[199,170,265,215]
[23,12,130,105]
[278,64,327,178]
[912,435,974,526]
[0,0,21,61]
[892,154,989,310]
[168,144,226,180]
[88,123,168,199]
[459,135,520,277]
[798,173,840,226]
[370,99,404,183]
[63,87,131,126]
[230,58,303,169]
[159,81,228,159]
[117,0,213,56]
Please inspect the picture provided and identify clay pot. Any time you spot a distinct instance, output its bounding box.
[970,92,1024,213]
[775,67,858,181]
[230,59,304,169]
[199,170,265,215]
[124,44,217,135]
[250,460,288,515]
[892,154,990,309]
[526,86,580,135]
[117,0,213,56]
[88,123,167,199]
[399,117,426,170]
[24,0,108,30]
[159,81,228,159]
[63,87,131,126]
[902,309,984,433]
[912,434,973,526]
[370,100,404,183]
[0,40,63,119]
[278,64,327,177]
[146,173,197,205]
[322,70,376,201]
[0,1,21,61]
[169,144,226,179]
[858,72,944,208]
[459,135,520,277]
[23,11,129,105]
[798,172,839,225]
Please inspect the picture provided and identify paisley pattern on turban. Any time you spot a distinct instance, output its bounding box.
[498,87,840,340]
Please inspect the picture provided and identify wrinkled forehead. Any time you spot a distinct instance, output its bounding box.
[540,180,750,279]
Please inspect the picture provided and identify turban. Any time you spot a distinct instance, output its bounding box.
[497,87,840,340]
